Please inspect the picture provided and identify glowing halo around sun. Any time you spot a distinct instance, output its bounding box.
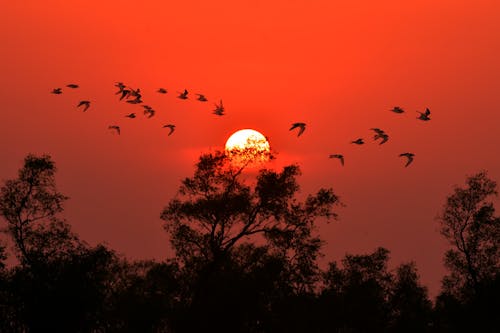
[225,129,271,166]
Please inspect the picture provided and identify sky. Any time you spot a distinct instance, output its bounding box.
[1,0,500,297]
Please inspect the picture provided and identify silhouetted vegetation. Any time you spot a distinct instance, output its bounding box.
[0,154,498,332]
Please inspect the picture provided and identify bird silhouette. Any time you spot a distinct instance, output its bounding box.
[125,113,136,118]
[115,82,126,92]
[351,138,365,145]
[66,84,79,89]
[126,98,142,104]
[119,89,131,100]
[213,100,224,116]
[77,100,90,111]
[196,94,208,102]
[399,152,415,167]
[163,124,175,136]
[290,122,306,137]
[157,88,167,94]
[177,89,188,99]
[143,108,155,118]
[329,154,344,166]
[370,128,389,144]
[129,88,141,98]
[108,125,120,135]
[417,108,431,121]
[390,106,405,114]
[51,88,62,94]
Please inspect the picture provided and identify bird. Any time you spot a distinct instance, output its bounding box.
[51,88,62,94]
[125,113,136,118]
[399,152,415,167]
[142,105,153,110]
[143,108,155,118]
[213,100,224,116]
[119,89,131,100]
[115,82,127,94]
[370,128,389,145]
[126,98,142,104]
[157,88,167,94]
[163,124,175,136]
[196,94,208,102]
[390,106,405,114]
[108,125,120,135]
[351,138,365,145]
[290,122,306,137]
[129,88,141,98]
[66,84,79,89]
[417,108,431,121]
[77,100,90,111]
[329,154,344,166]
[177,89,188,99]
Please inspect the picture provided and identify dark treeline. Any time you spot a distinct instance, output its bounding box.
[0,153,498,332]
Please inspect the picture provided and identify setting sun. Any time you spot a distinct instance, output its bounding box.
[225,129,271,165]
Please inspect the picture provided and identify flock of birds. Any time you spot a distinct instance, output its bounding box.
[51,83,430,168]
[288,106,432,168]
[51,83,225,137]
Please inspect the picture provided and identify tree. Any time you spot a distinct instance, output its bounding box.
[436,171,500,332]
[0,155,121,331]
[321,247,393,332]
[161,150,340,331]
[438,171,500,297]
[388,262,432,333]
[0,154,68,267]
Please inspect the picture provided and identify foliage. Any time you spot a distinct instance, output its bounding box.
[438,171,500,297]
[0,154,68,266]
[161,150,340,295]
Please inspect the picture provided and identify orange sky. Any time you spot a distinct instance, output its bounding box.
[1,0,500,296]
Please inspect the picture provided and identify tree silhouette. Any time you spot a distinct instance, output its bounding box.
[437,171,499,297]
[0,155,121,331]
[0,154,68,267]
[321,247,393,332]
[435,171,500,332]
[161,150,340,331]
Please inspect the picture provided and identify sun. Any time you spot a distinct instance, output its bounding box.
[225,129,271,165]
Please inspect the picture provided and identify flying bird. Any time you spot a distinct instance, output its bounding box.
[399,152,415,167]
[177,89,188,99]
[390,106,405,114]
[108,125,120,135]
[417,108,431,121]
[143,108,155,118]
[290,122,306,137]
[125,113,136,118]
[329,154,344,166]
[119,89,131,100]
[163,124,175,136]
[115,82,126,91]
[126,98,142,104]
[157,88,167,94]
[66,84,79,89]
[196,94,208,102]
[213,100,224,116]
[51,88,62,94]
[370,128,389,145]
[77,100,90,111]
[351,138,365,145]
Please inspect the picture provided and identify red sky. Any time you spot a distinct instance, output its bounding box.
[1,0,500,296]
